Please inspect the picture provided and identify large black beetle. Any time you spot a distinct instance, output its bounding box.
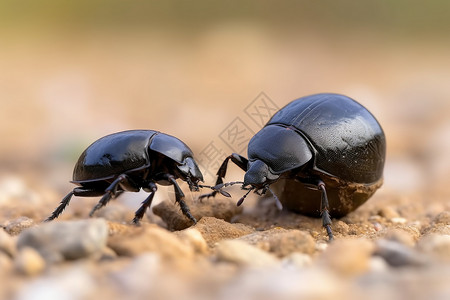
[45,130,204,224]
[201,93,386,240]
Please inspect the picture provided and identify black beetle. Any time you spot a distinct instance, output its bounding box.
[45,130,204,225]
[201,93,386,240]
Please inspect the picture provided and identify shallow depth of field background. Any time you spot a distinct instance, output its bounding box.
[1,1,450,212]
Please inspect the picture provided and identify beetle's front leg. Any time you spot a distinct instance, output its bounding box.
[163,174,197,224]
[199,153,248,200]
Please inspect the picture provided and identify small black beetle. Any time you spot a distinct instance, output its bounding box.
[45,130,204,224]
[201,93,386,240]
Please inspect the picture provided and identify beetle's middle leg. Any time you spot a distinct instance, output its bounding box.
[89,174,138,217]
[317,180,334,241]
[132,181,157,225]
[199,153,248,200]
[298,177,334,241]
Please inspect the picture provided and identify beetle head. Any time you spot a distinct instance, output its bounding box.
[176,157,204,191]
[244,159,280,189]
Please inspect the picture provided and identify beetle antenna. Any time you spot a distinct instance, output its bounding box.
[213,181,245,190]
[236,187,253,206]
[198,181,244,191]
[198,184,213,189]
[267,186,283,210]
[206,181,246,198]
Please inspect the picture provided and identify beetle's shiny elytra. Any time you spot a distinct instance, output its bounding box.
[45,130,204,224]
[200,93,386,241]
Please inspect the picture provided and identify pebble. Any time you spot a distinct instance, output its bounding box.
[432,211,450,225]
[219,267,348,300]
[237,228,315,257]
[15,247,46,276]
[111,253,161,295]
[280,252,313,269]
[368,256,389,272]
[315,241,328,252]
[0,228,16,257]
[99,246,118,261]
[152,197,243,231]
[373,222,383,232]
[15,266,96,300]
[17,218,108,263]
[215,239,279,268]
[108,224,195,260]
[368,215,382,222]
[107,221,138,236]
[416,234,450,262]
[0,251,13,273]
[422,224,450,235]
[193,217,254,248]
[383,228,416,247]
[175,228,209,255]
[3,216,35,236]
[94,205,135,223]
[379,206,400,219]
[318,238,374,276]
[374,239,429,267]
[390,217,407,224]
[0,176,41,206]
[151,200,194,231]
[333,220,350,235]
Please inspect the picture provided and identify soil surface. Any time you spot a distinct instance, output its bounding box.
[0,173,449,300]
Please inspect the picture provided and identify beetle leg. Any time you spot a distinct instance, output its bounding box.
[132,182,157,225]
[44,187,103,222]
[89,174,133,217]
[44,191,74,222]
[317,181,334,241]
[165,174,197,224]
[198,153,248,200]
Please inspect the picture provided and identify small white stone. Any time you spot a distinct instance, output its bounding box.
[216,239,278,267]
[416,234,450,262]
[390,217,407,224]
[281,252,312,269]
[368,256,389,272]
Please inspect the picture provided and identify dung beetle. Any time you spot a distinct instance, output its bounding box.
[45,130,205,225]
[201,93,386,240]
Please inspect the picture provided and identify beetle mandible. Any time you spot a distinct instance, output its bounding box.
[201,93,386,241]
[45,130,205,225]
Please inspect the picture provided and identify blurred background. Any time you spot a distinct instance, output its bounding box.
[1,0,450,209]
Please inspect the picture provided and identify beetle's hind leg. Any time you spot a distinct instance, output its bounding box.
[89,174,137,217]
[44,187,103,222]
[132,182,157,225]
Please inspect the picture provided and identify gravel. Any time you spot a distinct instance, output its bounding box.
[0,175,448,300]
